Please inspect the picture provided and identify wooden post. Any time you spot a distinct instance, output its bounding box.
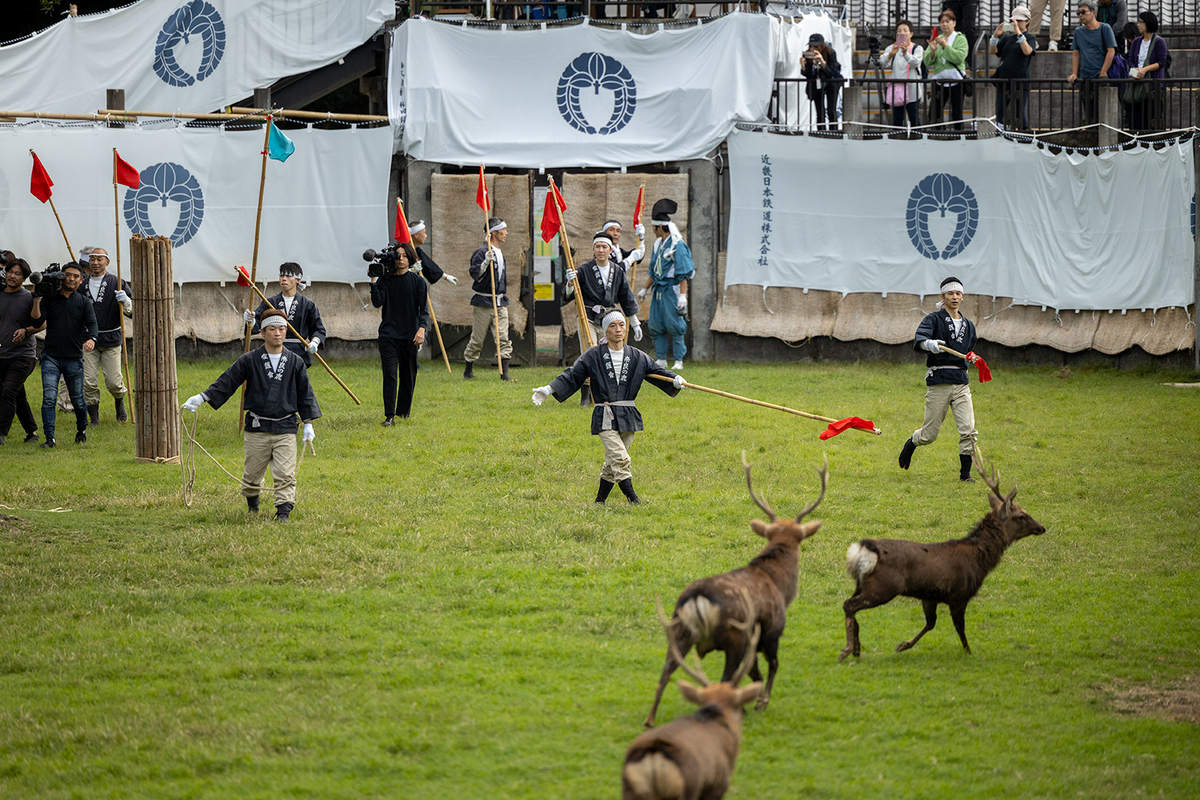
[842,85,863,137]
[131,235,180,462]
[1099,86,1122,147]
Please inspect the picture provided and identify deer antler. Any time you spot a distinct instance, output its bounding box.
[742,450,778,522]
[726,587,762,687]
[972,448,1017,505]
[656,596,713,687]
[794,453,829,523]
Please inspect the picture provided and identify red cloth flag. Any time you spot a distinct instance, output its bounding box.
[235,266,253,287]
[30,152,54,204]
[540,180,564,242]
[632,184,645,228]
[819,416,876,440]
[114,150,140,188]
[394,199,411,244]
[966,352,993,382]
[476,165,490,212]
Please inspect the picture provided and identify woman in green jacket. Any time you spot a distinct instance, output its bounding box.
[923,9,970,128]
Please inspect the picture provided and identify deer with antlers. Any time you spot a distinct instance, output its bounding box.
[643,453,828,729]
[622,592,763,800]
[839,452,1045,662]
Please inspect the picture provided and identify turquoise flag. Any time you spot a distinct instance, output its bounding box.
[266,121,296,163]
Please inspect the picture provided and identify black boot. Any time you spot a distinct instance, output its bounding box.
[275,502,294,523]
[618,478,641,504]
[115,397,128,423]
[40,437,56,449]
[24,432,38,444]
[960,454,977,482]
[898,438,916,470]
[247,495,260,513]
[500,358,516,382]
[579,383,592,407]
[87,403,100,425]
[596,479,615,504]
[75,430,87,444]
[463,361,475,380]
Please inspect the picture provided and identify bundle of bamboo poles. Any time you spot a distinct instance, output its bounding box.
[129,235,180,463]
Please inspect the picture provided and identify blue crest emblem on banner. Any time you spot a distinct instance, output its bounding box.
[906,174,979,260]
[153,0,226,87]
[556,52,637,135]
[123,163,205,247]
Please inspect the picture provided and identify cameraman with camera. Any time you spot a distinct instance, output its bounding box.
[368,241,429,425]
[29,261,97,447]
[0,251,42,446]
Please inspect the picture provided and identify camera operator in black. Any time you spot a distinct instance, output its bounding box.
[247,262,326,368]
[370,242,429,425]
[0,252,42,445]
[29,262,97,447]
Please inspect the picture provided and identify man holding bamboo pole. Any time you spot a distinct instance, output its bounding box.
[79,248,132,425]
[464,217,515,381]
[245,262,326,369]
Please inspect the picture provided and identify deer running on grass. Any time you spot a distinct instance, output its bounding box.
[839,452,1045,661]
[643,453,828,728]
[622,592,763,800]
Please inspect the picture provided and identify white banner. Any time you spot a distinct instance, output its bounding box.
[0,0,392,114]
[390,14,776,168]
[0,122,393,284]
[726,131,1195,310]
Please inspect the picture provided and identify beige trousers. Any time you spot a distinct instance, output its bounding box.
[1028,0,1066,41]
[242,431,297,506]
[912,384,977,455]
[599,429,635,482]
[464,304,513,362]
[83,345,127,404]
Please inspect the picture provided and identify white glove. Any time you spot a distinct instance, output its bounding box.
[444,274,459,285]
[532,385,552,406]
[632,322,643,342]
[243,309,255,324]
[303,422,315,443]
[182,393,205,412]
[306,337,320,354]
[565,268,577,282]
[673,375,686,389]
[114,289,128,304]
[625,247,644,264]
[635,223,645,238]
[411,262,423,274]
[637,287,647,301]
[922,339,944,354]
[677,294,688,312]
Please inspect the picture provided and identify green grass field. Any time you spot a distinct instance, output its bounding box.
[1,357,1198,798]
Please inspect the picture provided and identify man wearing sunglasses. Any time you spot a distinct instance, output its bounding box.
[1067,0,1116,123]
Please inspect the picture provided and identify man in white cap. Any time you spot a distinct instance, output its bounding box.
[898,276,982,482]
[407,219,459,287]
[533,310,684,504]
[79,247,132,424]
[638,199,693,370]
[464,217,515,381]
[182,308,320,523]
[245,262,326,368]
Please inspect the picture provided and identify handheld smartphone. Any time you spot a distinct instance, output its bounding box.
[931,25,939,39]
[897,32,910,44]
[1002,21,1014,31]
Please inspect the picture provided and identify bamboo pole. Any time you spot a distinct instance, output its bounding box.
[113,150,135,425]
[237,117,275,429]
[400,198,450,373]
[97,108,388,123]
[550,176,595,350]
[240,276,362,404]
[479,169,505,378]
[646,373,882,434]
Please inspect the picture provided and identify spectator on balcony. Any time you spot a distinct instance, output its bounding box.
[924,9,969,129]
[1096,0,1127,34]
[1127,11,1168,130]
[940,0,978,77]
[801,33,843,132]
[990,6,1037,130]
[1068,0,1116,124]
[1029,0,1068,50]
[883,20,925,128]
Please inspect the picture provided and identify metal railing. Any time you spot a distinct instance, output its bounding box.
[769,76,1200,135]
[850,0,1200,36]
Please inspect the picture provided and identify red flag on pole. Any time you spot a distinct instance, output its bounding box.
[235,265,253,287]
[632,184,645,228]
[819,416,877,440]
[114,150,140,188]
[540,182,563,242]
[30,152,54,204]
[476,165,490,213]
[394,199,412,244]
[966,352,993,382]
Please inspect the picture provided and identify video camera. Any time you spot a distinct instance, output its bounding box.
[362,245,399,279]
[30,265,69,298]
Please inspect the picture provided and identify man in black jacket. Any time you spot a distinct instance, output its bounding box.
[0,253,40,445]
[80,248,132,424]
[898,276,981,481]
[246,262,326,368]
[370,242,429,426]
[464,217,515,382]
[30,262,97,447]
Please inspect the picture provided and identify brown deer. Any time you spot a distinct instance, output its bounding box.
[838,453,1045,662]
[622,593,763,800]
[643,452,827,728]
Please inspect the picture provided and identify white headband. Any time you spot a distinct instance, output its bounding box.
[408,221,426,235]
[593,235,613,247]
[488,220,507,234]
[601,310,626,330]
[602,220,621,231]
[941,281,964,294]
[260,315,288,328]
